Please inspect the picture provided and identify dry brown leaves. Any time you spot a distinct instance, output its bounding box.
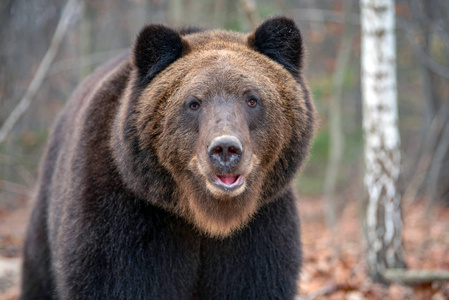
[298,196,449,300]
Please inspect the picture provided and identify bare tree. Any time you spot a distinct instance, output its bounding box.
[323,0,355,228]
[239,0,259,30]
[408,0,449,205]
[0,0,82,144]
[360,0,406,282]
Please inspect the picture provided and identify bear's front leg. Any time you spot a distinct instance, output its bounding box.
[51,200,201,300]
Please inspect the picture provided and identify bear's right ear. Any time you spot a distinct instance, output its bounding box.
[133,24,185,84]
[248,17,303,77]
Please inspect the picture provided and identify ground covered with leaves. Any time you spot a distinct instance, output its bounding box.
[0,197,448,299]
[299,197,449,300]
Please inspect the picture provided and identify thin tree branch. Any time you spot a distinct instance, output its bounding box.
[0,180,29,197]
[15,166,35,188]
[397,19,449,80]
[0,0,82,143]
[48,48,128,76]
[426,116,449,208]
[383,269,449,285]
[290,9,449,80]
[296,284,340,300]
[292,8,360,25]
[403,102,449,202]
[239,0,259,30]
[323,0,354,228]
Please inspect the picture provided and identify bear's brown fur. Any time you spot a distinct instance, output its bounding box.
[112,23,314,237]
[21,17,315,300]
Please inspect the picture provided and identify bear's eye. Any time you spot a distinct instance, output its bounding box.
[247,98,257,107]
[189,101,201,111]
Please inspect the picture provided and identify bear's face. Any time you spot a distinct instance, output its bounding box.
[112,18,315,237]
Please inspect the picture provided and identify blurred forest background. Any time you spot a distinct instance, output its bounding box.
[0,0,448,299]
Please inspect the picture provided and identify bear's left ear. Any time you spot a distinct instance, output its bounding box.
[248,17,303,76]
[133,24,186,84]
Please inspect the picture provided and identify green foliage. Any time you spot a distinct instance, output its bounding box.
[310,77,332,101]
[343,65,357,88]
[297,114,364,195]
[0,129,49,186]
[296,130,329,194]
[257,3,281,19]
[17,130,48,155]
[224,18,244,32]
[430,37,449,65]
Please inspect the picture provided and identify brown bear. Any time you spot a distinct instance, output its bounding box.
[21,17,315,299]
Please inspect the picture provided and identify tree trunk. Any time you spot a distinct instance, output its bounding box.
[0,0,81,144]
[168,0,183,27]
[323,0,354,228]
[80,2,96,79]
[360,0,406,282]
[427,118,449,208]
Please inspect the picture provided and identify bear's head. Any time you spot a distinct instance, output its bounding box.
[112,17,315,237]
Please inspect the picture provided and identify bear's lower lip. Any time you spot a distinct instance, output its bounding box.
[208,174,244,191]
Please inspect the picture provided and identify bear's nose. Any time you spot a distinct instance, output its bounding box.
[207,135,243,168]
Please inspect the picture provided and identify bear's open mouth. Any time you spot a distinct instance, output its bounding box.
[208,174,244,191]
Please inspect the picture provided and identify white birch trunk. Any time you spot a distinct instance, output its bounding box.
[360,0,406,282]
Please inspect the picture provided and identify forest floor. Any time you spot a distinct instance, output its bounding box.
[298,196,449,300]
[0,196,448,300]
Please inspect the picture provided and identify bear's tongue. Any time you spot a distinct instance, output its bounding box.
[217,174,238,185]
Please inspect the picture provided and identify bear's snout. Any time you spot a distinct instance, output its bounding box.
[207,135,243,168]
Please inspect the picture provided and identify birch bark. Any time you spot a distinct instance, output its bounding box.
[360,0,406,282]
